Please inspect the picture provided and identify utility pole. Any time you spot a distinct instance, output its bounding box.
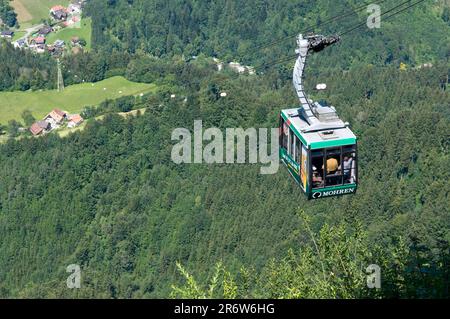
[57,58,64,92]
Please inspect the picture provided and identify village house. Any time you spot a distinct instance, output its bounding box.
[38,26,53,36]
[30,121,50,136]
[36,44,46,54]
[54,39,65,48]
[50,5,66,14]
[45,109,67,128]
[68,3,82,14]
[14,39,26,49]
[71,36,80,46]
[228,62,256,75]
[64,15,80,27]
[32,36,46,46]
[68,114,84,128]
[50,6,68,21]
[0,30,14,39]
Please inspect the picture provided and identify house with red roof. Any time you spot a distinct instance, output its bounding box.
[68,114,84,128]
[45,109,67,127]
[50,5,68,21]
[30,121,50,136]
[50,5,67,14]
[32,36,46,45]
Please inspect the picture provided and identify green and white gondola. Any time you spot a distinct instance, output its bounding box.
[280,34,358,199]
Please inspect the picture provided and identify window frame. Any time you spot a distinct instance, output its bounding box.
[279,117,288,150]
[311,145,358,190]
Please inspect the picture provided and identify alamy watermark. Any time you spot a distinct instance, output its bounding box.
[66,264,81,289]
[171,120,280,175]
[366,264,381,289]
[367,4,381,29]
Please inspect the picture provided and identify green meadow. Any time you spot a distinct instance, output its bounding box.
[11,0,71,24]
[0,76,156,124]
[47,18,92,50]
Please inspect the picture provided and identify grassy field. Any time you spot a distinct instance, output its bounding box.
[0,76,157,124]
[11,31,26,41]
[11,0,71,24]
[47,18,92,50]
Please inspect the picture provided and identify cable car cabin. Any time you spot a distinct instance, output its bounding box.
[280,33,358,199]
[280,106,358,200]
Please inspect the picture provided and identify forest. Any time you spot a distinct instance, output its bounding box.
[0,0,449,298]
[0,0,17,28]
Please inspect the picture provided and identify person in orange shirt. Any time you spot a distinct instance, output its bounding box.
[324,157,339,174]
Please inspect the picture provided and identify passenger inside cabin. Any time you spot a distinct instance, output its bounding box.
[324,157,339,174]
[324,154,341,186]
[342,155,354,183]
[312,166,323,188]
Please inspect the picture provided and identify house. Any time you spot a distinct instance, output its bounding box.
[14,39,26,49]
[38,26,53,36]
[0,30,14,39]
[229,62,246,73]
[71,36,80,45]
[68,114,84,128]
[36,44,46,54]
[64,16,79,27]
[45,109,67,127]
[32,36,46,45]
[68,3,82,14]
[54,39,65,48]
[229,62,255,75]
[50,6,68,21]
[54,10,68,21]
[30,121,50,136]
[50,5,67,14]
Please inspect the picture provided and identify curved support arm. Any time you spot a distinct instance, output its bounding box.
[292,34,340,129]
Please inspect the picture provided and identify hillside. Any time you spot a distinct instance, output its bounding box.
[0,61,448,298]
[0,76,156,125]
[84,0,450,68]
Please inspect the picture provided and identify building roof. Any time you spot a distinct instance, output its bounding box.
[281,108,357,150]
[1,30,14,36]
[69,114,84,124]
[53,10,68,19]
[34,36,46,44]
[30,121,49,136]
[51,5,67,12]
[30,123,43,136]
[38,26,52,35]
[54,39,65,47]
[37,121,49,129]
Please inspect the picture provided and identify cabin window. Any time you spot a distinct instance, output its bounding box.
[311,150,324,189]
[289,129,295,157]
[295,136,301,163]
[280,118,288,150]
[342,146,357,184]
[311,145,357,189]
